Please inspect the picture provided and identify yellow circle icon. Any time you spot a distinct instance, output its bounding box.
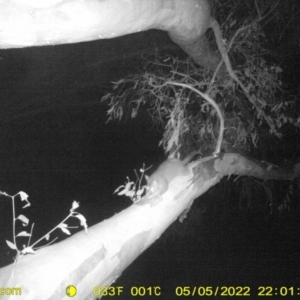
[66,285,77,297]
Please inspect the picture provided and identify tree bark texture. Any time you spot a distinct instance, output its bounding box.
[0,153,299,299]
[0,0,221,70]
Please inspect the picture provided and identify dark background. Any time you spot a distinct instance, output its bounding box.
[0,29,300,297]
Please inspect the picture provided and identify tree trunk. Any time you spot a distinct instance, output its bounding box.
[0,154,298,299]
[0,0,221,70]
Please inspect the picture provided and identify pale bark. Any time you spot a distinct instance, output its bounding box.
[0,0,221,70]
[0,153,299,299]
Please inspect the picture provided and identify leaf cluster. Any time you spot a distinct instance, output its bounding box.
[102,0,300,158]
[0,191,87,261]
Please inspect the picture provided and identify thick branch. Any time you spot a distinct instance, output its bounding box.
[0,153,298,299]
[0,0,223,72]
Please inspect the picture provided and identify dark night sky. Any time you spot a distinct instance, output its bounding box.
[0,30,170,265]
[0,28,300,295]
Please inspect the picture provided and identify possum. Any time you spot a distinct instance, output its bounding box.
[146,151,200,198]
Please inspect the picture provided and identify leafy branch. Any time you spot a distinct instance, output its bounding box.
[114,164,151,203]
[102,0,300,158]
[0,191,88,259]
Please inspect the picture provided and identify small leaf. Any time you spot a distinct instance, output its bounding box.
[60,227,71,235]
[70,201,80,213]
[230,19,236,27]
[74,214,88,234]
[58,223,71,234]
[21,247,36,255]
[125,190,135,197]
[117,188,128,196]
[17,214,29,226]
[22,202,31,209]
[113,185,125,194]
[58,223,68,228]
[72,201,79,210]
[117,182,134,195]
[18,191,31,208]
[6,240,17,250]
[19,191,29,201]
[16,231,31,237]
[124,181,134,191]
[74,214,87,227]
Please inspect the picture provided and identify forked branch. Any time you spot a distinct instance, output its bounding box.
[165,81,224,156]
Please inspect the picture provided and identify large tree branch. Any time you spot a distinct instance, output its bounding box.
[0,153,298,298]
[0,0,223,72]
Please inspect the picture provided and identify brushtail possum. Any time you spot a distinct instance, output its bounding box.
[146,151,199,197]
